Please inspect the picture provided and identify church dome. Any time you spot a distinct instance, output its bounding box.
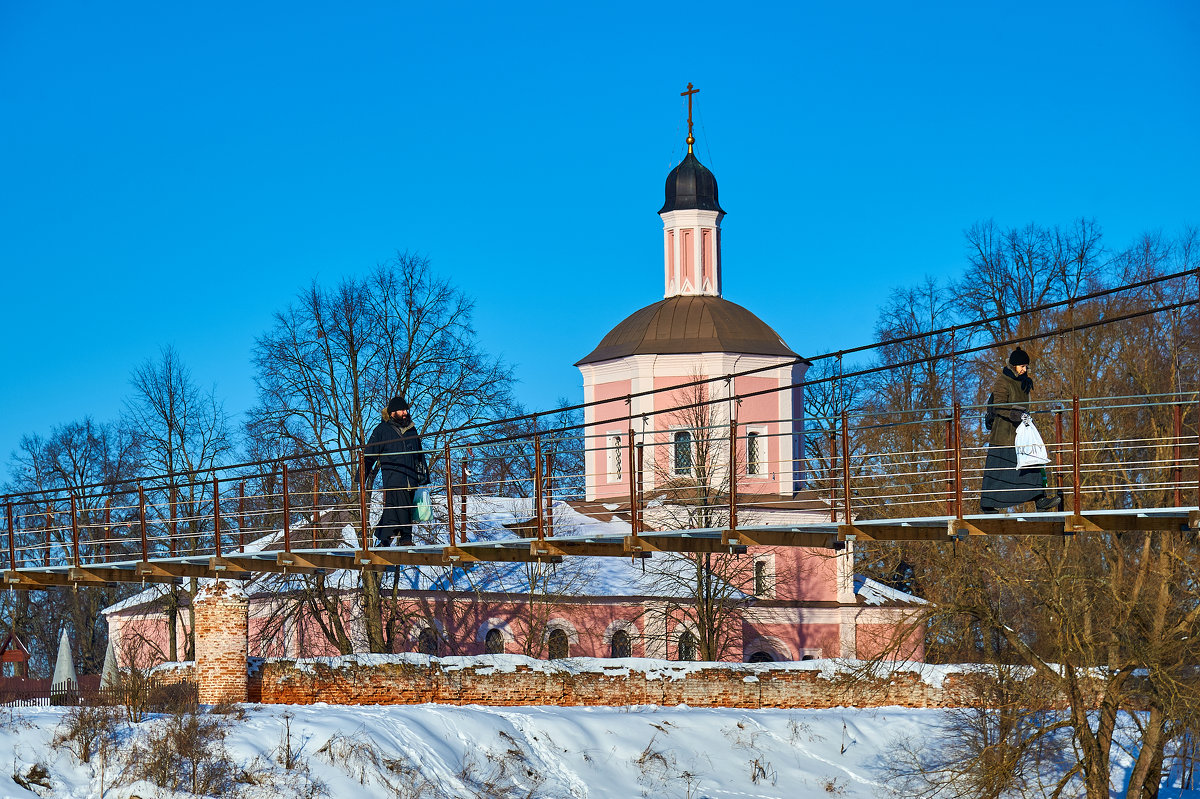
[576,295,798,366]
[659,151,724,214]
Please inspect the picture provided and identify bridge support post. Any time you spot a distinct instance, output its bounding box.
[195,580,248,704]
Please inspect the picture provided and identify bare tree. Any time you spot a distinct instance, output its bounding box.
[2,418,140,675]
[247,253,515,653]
[123,346,233,660]
[633,379,793,662]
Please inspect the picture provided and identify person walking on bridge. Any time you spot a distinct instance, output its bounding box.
[979,347,1063,513]
[362,395,430,546]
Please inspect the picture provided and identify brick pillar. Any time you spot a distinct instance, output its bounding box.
[195,581,248,704]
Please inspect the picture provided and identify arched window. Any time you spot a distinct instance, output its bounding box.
[417,627,438,656]
[673,431,693,476]
[610,629,632,659]
[677,630,697,661]
[484,628,505,654]
[747,431,762,475]
[547,628,569,660]
[748,651,774,663]
[754,560,768,597]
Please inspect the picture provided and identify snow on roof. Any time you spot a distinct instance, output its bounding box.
[854,574,926,606]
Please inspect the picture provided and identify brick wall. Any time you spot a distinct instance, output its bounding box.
[256,655,992,709]
[194,582,249,704]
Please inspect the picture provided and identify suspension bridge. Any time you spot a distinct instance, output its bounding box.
[2,386,1196,591]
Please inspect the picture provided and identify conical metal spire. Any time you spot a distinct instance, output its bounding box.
[51,629,78,690]
[100,636,118,689]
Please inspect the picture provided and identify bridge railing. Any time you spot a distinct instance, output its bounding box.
[2,391,1197,573]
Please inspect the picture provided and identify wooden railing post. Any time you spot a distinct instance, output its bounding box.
[358,453,370,551]
[103,499,111,562]
[237,482,245,553]
[1054,409,1065,491]
[69,494,80,568]
[444,443,456,547]
[312,472,319,549]
[213,478,222,558]
[282,463,291,553]
[952,402,963,519]
[7,502,16,571]
[1173,402,1183,508]
[728,410,738,533]
[829,431,838,524]
[543,452,553,538]
[534,435,544,542]
[138,484,148,563]
[841,410,852,524]
[169,484,177,558]
[945,417,955,516]
[1072,396,1082,516]
[635,443,644,533]
[461,449,470,541]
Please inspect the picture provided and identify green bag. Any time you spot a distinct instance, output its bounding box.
[414,486,432,523]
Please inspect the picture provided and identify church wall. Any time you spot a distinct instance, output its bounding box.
[584,378,633,500]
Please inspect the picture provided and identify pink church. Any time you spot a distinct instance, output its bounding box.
[104,131,923,669]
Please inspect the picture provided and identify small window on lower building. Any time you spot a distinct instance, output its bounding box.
[547,628,569,660]
[754,560,767,596]
[677,630,697,661]
[801,654,817,661]
[417,627,438,656]
[484,628,505,654]
[748,651,774,663]
[610,629,632,658]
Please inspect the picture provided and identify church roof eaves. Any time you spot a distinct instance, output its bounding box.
[575,295,802,366]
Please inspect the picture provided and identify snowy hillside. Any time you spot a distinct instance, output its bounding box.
[0,701,1188,799]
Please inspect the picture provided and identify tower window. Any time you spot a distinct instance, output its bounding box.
[608,433,623,482]
[747,431,762,476]
[673,431,693,476]
[754,560,767,596]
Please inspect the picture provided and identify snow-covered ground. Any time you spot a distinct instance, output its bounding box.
[1,700,1192,799]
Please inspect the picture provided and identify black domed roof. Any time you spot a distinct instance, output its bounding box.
[575,295,799,366]
[659,151,724,214]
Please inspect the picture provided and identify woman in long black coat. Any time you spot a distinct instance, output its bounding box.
[979,348,1061,513]
[363,395,430,546]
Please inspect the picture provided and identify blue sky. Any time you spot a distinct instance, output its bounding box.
[1,1,1197,465]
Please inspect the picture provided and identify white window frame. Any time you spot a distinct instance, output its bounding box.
[607,431,623,482]
[671,427,695,477]
[752,553,776,599]
[745,426,768,476]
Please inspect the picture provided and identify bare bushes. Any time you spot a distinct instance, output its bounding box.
[881,669,1069,798]
[52,704,122,764]
[316,731,436,797]
[122,705,236,796]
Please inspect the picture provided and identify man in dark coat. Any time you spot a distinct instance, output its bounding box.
[362,395,430,546]
[979,348,1062,513]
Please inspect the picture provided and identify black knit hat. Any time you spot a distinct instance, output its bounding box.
[1008,347,1030,366]
[386,395,410,415]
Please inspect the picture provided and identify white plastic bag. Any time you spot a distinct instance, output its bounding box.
[414,485,432,522]
[1014,413,1051,468]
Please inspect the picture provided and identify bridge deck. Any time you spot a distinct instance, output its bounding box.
[5,507,1196,589]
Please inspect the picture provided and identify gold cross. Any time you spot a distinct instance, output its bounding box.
[680,82,699,150]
